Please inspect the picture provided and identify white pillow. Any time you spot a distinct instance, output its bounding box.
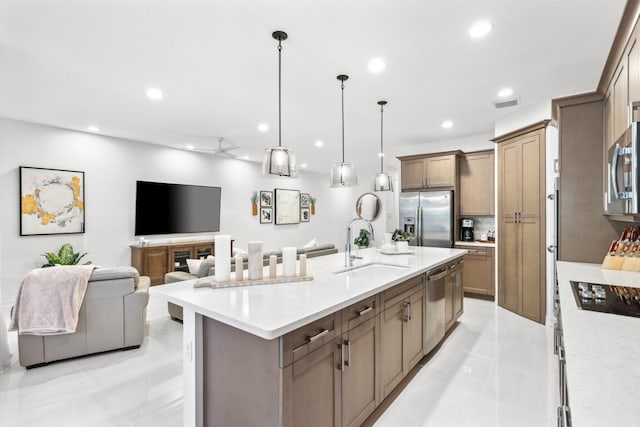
[186,259,203,275]
[233,247,248,257]
[302,238,317,249]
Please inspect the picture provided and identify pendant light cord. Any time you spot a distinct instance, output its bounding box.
[341,80,345,163]
[278,39,282,148]
[380,103,384,174]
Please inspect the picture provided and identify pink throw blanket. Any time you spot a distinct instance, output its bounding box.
[9,265,95,335]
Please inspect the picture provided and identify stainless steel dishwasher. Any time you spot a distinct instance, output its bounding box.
[425,264,448,354]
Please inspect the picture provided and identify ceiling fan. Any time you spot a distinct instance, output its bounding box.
[191,137,242,158]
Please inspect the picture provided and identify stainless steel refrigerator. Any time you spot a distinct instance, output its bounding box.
[399,191,454,248]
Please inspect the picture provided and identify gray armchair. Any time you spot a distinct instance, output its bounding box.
[17,267,150,368]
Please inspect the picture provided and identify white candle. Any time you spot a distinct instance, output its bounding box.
[248,241,263,280]
[215,234,231,282]
[299,254,307,277]
[269,255,277,278]
[282,247,297,277]
[235,254,244,281]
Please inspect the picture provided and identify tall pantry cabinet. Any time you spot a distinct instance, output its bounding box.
[493,121,548,324]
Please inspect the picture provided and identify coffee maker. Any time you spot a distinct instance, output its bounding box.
[460,218,474,241]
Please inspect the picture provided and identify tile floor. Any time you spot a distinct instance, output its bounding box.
[0,296,558,426]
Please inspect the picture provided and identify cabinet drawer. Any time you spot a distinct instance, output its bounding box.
[341,294,378,332]
[459,247,490,257]
[282,312,341,367]
[381,275,425,312]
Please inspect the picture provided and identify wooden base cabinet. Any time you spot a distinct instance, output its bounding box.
[457,245,495,297]
[379,276,425,399]
[445,259,464,331]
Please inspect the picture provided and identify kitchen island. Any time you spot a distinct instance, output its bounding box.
[151,246,466,427]
[556,261,640,426]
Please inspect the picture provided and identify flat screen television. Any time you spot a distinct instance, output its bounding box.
[134,181,221,236]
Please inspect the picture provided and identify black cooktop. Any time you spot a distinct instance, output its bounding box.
[570,281,640,318]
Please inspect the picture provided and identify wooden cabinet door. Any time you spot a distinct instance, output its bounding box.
[461,247,494,296]
[459,151,494,215]
[379,301,404,399]
[401,159,426,190]
[604,89,614,152]
[168,244,194,273]
[613,62,628,141]
[144,247,168,285]
[628,36,640,120]
[404,288,425,371]
[341,317,379,427]
[284,339,342,427]
[453,266,463,320]
[426,155,456,187]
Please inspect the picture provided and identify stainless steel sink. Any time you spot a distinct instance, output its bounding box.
[332,262,409,275]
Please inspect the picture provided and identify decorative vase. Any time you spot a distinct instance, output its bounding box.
[252,203,258,216]
[311,204,316,215]
[396,241,409,252]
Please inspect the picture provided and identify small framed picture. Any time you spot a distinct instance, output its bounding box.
[300,193,310,208]
[301,208,310,222]
[260,207,273,224]
[260,190,273,208]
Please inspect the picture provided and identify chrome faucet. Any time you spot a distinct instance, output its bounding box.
[345,218,374,267]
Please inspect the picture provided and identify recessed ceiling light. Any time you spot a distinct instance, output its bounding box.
[242,155,250,160]
[146,87,163,100]
[300,163,308,168]
[368,57,386,74]
[442,120,453,129]
[378,152,384,157]
[498,87,514,98]
[185,144,194,150]
[87,125,100,133]
[258,123,269,132]
[468,21,493,39]
[315,140,324,147]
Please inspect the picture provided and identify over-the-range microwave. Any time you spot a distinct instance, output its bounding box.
[607,122,640,215]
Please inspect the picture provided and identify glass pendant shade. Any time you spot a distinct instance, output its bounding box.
[373,100,392,191]
[262,147,297,177]
[330,162,358,187]
[262,30,297,178]
[373,172,393,191]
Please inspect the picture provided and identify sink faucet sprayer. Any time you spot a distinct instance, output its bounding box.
[345,218,374,267]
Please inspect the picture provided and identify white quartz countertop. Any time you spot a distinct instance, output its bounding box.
[151,247,466,340]
[556,261,640,427]
[454,241,495,248]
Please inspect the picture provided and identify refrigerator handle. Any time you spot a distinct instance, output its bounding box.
[417,205,422,247]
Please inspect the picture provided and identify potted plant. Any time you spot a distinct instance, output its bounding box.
[353,229,371,248]
[391,229,411,252]
[41,243,91,268]
[250,192,258,216]
[309,196,316,215]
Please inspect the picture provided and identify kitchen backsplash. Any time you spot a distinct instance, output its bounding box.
[467,216,495,239]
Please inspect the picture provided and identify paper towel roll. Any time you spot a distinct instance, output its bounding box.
[215,234,231,282]
[282,247,297,277]
[248,241,264,280]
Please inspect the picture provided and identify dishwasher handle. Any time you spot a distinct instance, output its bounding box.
[427,267,448,281]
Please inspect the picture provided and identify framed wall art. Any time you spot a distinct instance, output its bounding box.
[19,166,85,236]
[274,188,300,225]
[260,208,273,224]
[260,190,273,208]
[300,193,310,208]
[301,208,310,222]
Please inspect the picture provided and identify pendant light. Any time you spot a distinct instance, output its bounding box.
[262,31,297,178]
[330,75,358,187]
[373,100,393,191]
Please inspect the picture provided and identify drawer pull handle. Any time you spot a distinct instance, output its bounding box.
[357,306,373,316]
[345,339,351,367]
[306,328,329,343]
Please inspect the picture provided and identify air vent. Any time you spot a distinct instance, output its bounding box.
[493,97,519,109]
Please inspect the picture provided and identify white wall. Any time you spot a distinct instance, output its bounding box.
[0,117,389,304]
[494,100,553,137]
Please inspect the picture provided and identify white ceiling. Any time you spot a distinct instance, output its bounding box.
[0,0,627,173]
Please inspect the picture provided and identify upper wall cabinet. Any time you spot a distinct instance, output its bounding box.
[459,150,494,216]
[398,152,460,191]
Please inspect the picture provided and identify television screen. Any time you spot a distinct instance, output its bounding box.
[134,181,221,236]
